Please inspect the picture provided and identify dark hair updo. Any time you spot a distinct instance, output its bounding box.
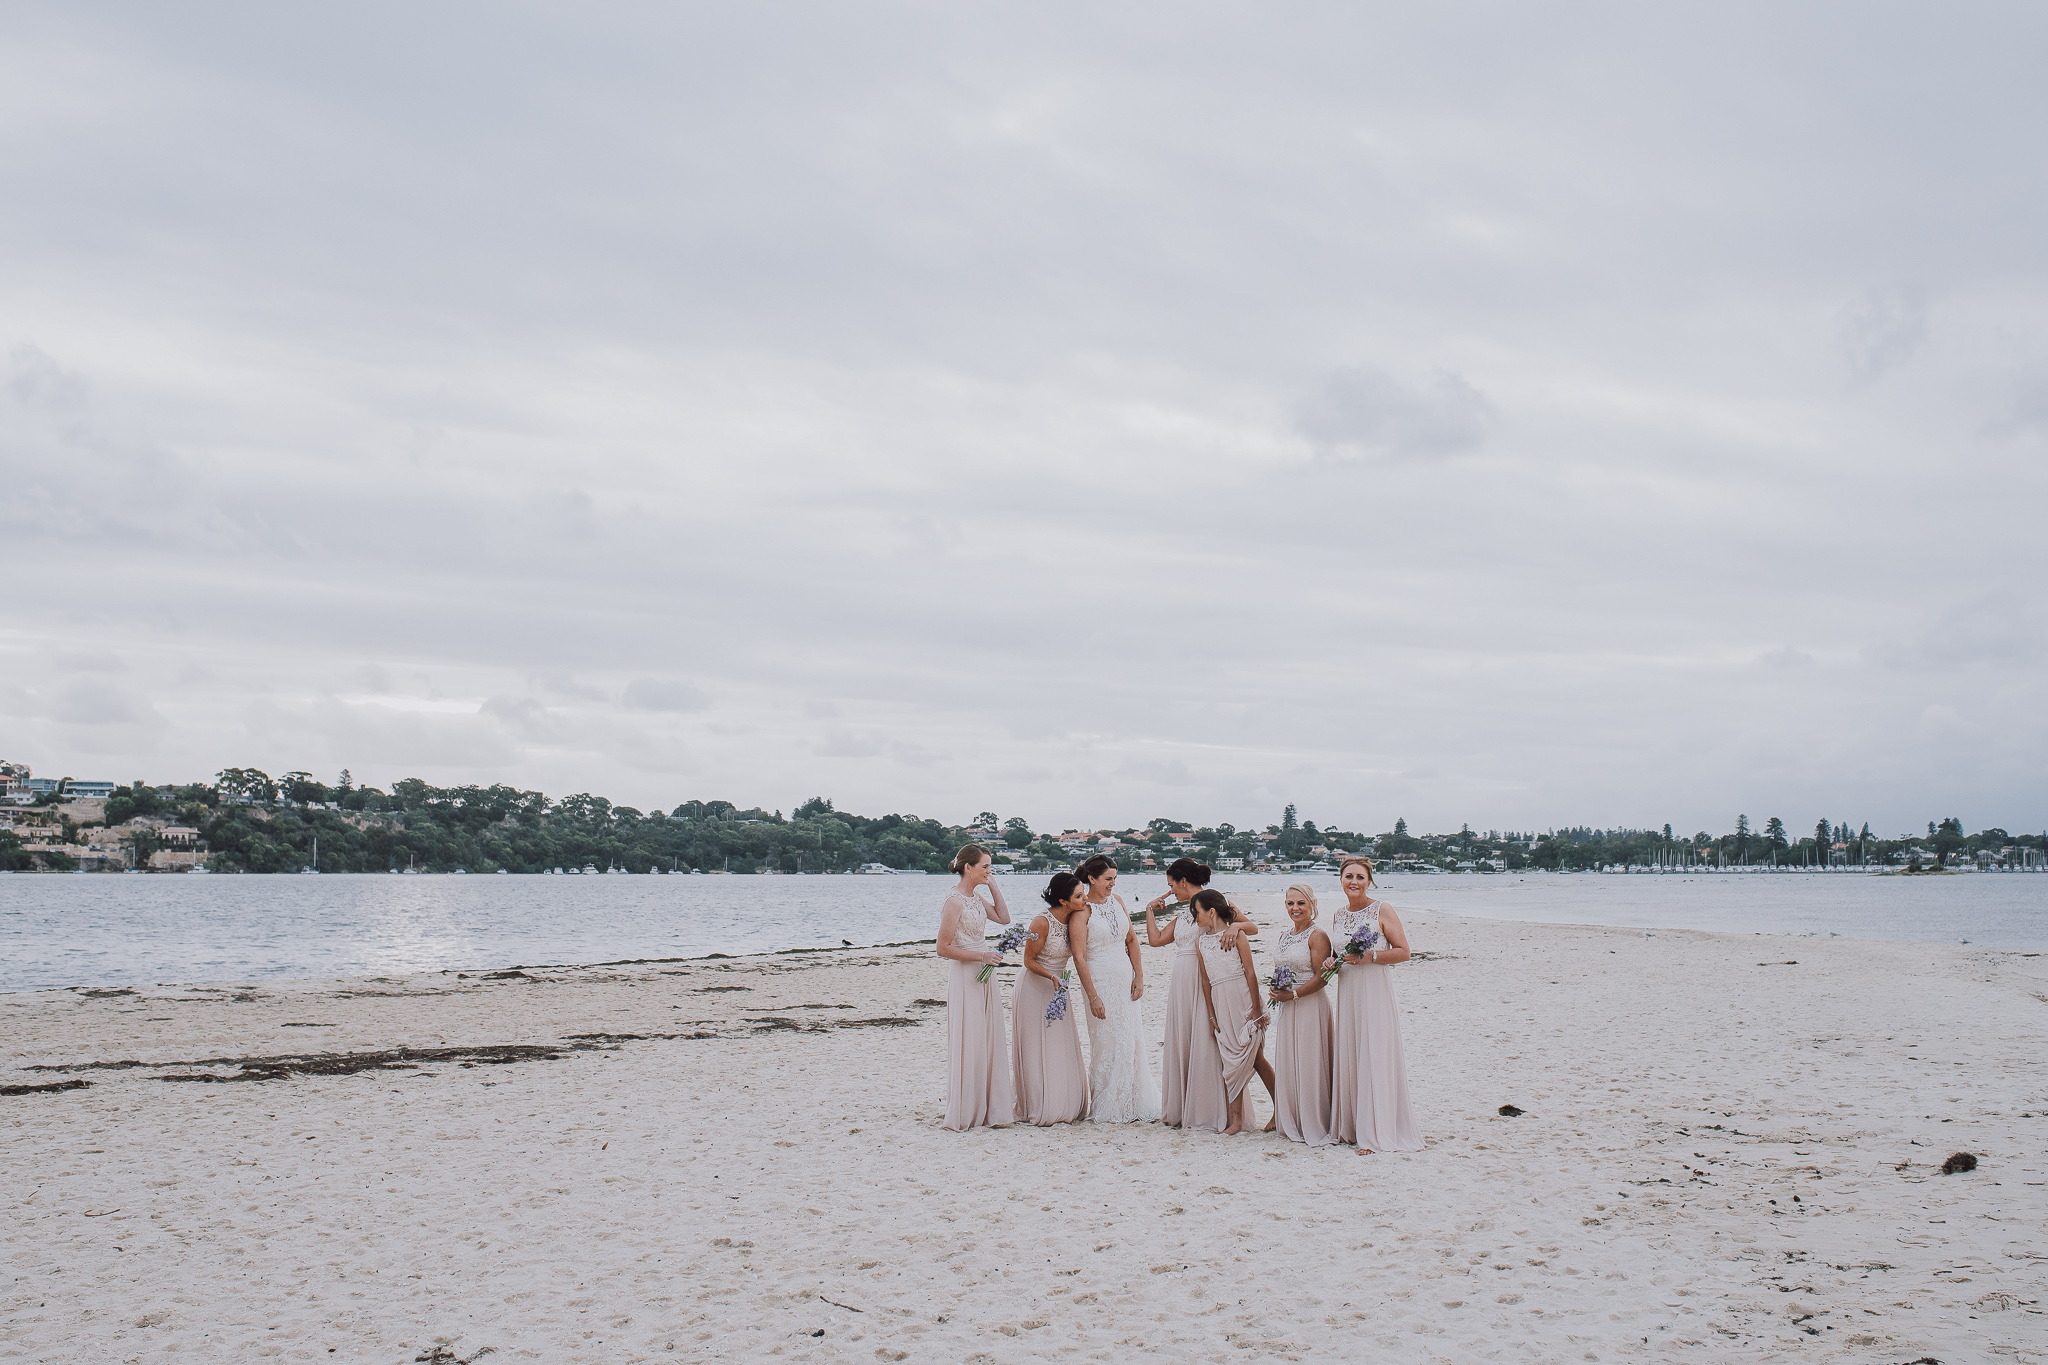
[1191,888,1238,922]
[1165,857,1212,887]
[1042,871,1084,907]
[950,842,991,875]
[1075,852,1116,883]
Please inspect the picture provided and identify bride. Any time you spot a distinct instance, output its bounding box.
[1072,854,1163,1123]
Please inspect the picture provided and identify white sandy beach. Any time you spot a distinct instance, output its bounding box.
[5,894,2045,1363]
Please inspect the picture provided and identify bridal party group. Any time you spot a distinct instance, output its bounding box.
[934,845,1421,1153]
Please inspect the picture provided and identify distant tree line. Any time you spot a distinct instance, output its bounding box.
[10,766,2042,875]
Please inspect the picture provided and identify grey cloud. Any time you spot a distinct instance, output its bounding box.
[1758,647,1815,669]
[537,671,607,702]
[53,651,126,673]
[479,695,552,736]
[621,678,711,713]
[1294,368,1493,462]
[1118,757,1197,787]
[1838,286,1927,384]
[8,343,90,410]
[1983,376,2048,441]
[816,730,886,759]
[1867,595,2041,672]
[51,682,158,727]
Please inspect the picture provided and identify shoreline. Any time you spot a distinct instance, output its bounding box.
[7,899,2045,997]
[5,898,2045,1361]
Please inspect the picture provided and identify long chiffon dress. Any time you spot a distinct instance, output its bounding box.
[1159,905,1227,1129]
[941,890,1015,1131]
[1268,923,1336,1145]
[1330,898,1422,1151]
[1195,931,1265,1114]
[1011,914,1089,1125]
[1078,898,1163,1123]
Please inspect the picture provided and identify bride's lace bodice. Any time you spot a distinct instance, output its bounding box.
[1082,897,1128,967]
[1332,899,1383,955]
[946,892,990,953]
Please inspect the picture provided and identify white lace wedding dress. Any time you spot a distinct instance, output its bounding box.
[1081,895,1163,1123]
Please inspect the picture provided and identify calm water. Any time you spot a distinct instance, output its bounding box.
[2,870,2044,993]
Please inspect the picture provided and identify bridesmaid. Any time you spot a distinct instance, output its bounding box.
[1011,871,1092,1125]
[1265,882,1336,1145]
[1327,855,1422,1154]
[1144,858,1256,1128]
[935,843,1014,1130]
[1189,889,1267,1136]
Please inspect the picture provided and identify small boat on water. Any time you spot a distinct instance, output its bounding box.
[402,854,419,875]
[301,836,320,874]
[581,864,598,875]
[858,863,893,875]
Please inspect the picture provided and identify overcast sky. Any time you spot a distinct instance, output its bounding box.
[3,3,2044,837]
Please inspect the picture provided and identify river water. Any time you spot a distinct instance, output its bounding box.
[2,869,2043,993]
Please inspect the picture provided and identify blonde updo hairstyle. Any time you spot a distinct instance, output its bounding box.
[1284,881,1320,916]
[950,842,992,875]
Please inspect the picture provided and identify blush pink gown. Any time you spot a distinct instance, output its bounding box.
[942,891,1015,1131]
[1160,906,1227,1130]
[1268,924,1336,1145]
[1198,931,1265,1108]
[1010,914,1088,1125]
[1330,899,1422,1151]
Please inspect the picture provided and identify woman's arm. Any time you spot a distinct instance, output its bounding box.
[1068,909,1106,1018]
[934,898,998,964]
[1124,923,1144,999]
[1218,905,1259,948]
[1143,899,1177,947]
[1370,907,1413,967]
[1022,915,1059,981]
[985,878,1012,926]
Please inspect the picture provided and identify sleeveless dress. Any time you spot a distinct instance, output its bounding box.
[941,890,1015,1131]
[1269,923,1336,1145]
[1330,899,1422,1151]
[1160,905,1227,1129]
[1010,914,1088,1125]
[1078,897,1163,1123]
[1197,930,1265,1105]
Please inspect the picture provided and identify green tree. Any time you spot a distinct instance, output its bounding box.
[1930,817,1965,866]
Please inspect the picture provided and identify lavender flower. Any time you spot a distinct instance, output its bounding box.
[1319,925,1382,982]
[1044,970,1072,1026]
[1267,963,1299,1013]
[976,923,1035,983]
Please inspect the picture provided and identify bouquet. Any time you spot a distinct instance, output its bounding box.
[976,923,1035,983]
[1319,925,1380,983]
[1267,963,1298,1012]
[1044,969,1072,1026]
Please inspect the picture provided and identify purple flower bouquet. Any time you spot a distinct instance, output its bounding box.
[977,923,1035,983]
[1044,970,1072,1026]
[1267,963,1298,1012]
[1319,926,1381,982]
